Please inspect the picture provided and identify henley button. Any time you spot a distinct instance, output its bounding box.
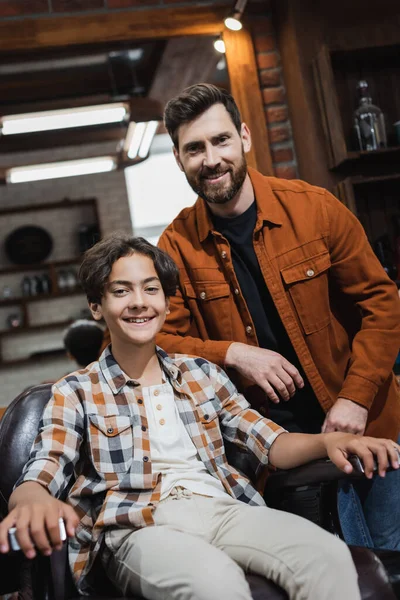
[203,414,209,420]
[143,456,149,462]
[200,291,206,300]
[107,427,114,434]
[156,404,162,411]
[221,251,227,259]
[141,426,146,432]
[234,288,240,295]
[246,326,252,334]
[306,269,315,277]
[138,399,143,404]
[159,418,166,426]
[154,390,160,397]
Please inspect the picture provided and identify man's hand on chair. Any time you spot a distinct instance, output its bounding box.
[322,398,368,435]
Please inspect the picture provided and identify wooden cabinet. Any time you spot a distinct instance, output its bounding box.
[0,197,101,367]
[313,44,400,171]
[314,43,400,284]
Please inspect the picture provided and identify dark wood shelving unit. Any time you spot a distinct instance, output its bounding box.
[0,257,82,277]
[0,196,101,367]
[0,288,84,308]
[314,41,400,285]
[0,319,74,338]
[0,348,66,368]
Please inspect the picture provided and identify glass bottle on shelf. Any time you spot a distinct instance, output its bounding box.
[353,80,387,152]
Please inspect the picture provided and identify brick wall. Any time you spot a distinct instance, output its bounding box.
[249,2,298,179]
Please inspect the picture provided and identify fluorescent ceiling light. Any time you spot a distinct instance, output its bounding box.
[126,122,146,159]
[7,156,116,184]
[138,121,159,158]
[1,103,129,135]
[125,121,159,159]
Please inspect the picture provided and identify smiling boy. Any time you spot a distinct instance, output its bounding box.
[1,234,399,600]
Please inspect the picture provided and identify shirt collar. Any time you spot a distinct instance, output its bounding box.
[99,344,181,395]
[196,167,283,243]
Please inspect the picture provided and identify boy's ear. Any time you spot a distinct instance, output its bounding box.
[173,146,184,172]
[166,297,170,315]
[89,302,103,321]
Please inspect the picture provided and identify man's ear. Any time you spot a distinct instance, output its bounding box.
[165,297,171,315]
[89,302,103,321]
[173,146,184,172]
[240,123,252,154]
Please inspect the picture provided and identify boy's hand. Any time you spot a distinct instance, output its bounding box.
[0,493,79,559]
[324,432,400,479]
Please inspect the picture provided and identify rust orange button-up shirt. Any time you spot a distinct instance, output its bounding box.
[157,168,400,440]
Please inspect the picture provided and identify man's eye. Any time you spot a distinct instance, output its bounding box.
[146,286,159,293]
[113,289,127,296]
[219,136,229,144]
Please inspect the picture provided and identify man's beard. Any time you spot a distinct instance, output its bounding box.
[185,152,247,205]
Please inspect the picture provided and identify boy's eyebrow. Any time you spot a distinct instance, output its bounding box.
[107,276,160,287]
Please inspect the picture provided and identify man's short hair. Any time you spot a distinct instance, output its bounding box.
[164,83,242,149]
[63,319,104,367]
[79,234,178,304]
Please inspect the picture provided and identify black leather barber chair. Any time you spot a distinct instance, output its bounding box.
[0,384,398,600]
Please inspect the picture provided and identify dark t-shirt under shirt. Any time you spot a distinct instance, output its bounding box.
[212,201,325,433]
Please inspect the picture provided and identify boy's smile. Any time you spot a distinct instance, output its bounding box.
[90,253,169,351]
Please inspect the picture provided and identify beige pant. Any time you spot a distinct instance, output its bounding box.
[102,490,360,600]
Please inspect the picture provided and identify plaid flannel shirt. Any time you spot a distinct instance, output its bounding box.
[17,346,285,594]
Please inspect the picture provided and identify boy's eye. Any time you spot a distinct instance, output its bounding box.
[146,286,159,293]
[113,288,128,296]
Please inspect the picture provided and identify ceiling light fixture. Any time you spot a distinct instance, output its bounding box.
[0,102,129,135]
[6,156,117,184]
[224,0,248,31]
[213,37,226,54]
[125,121,159,159]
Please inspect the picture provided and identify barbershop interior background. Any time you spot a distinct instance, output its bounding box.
[0,0,399,408]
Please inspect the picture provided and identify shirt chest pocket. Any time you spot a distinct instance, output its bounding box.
[280,251,331,335]
[195,399,224,456]
[87,414,133,474]
[185,280,232,340]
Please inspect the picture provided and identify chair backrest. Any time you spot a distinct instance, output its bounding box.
[0,383,53,517]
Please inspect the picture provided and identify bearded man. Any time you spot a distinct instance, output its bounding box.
[156,83,400,550]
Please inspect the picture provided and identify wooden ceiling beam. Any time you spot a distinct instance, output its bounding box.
[0,5,226,53]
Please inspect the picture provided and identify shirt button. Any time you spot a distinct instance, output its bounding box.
[200,291,206,300]
[221,251,227,259]
[154,390,159,397]
[138,399,143,404]
[159,418,166,426]
[306,268,315,277]
[107,427,114,434]
[143,456,149,462]
[156,404,162,411]
[141,426,146,432]
[246,325,252,334]
[234,288,240,295]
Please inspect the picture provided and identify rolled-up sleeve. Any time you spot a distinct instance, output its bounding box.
[15,384,84,498]
[211,364,286,465]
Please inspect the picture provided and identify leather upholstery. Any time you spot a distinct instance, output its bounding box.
[0,384,397,600]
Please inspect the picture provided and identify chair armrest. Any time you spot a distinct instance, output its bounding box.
[266,456,367,491]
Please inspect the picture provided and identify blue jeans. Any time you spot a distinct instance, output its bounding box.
[337,433,400,550]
